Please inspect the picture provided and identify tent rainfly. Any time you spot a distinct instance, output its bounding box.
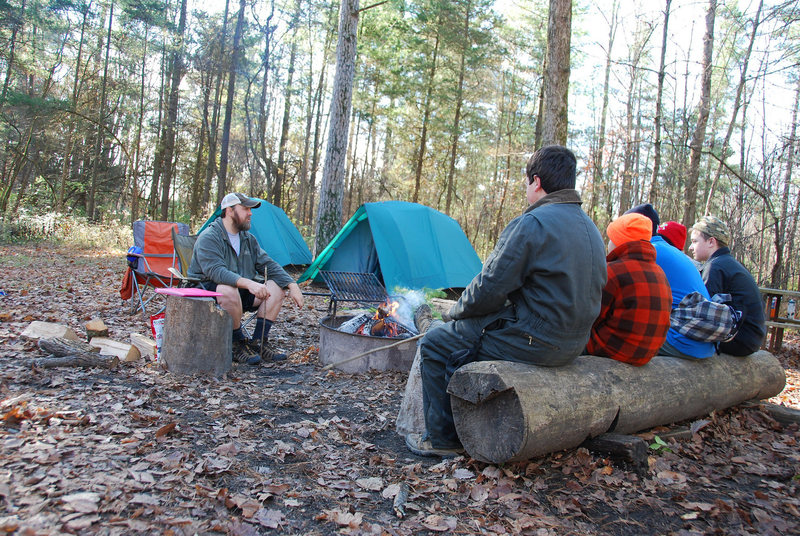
[298,201,482,291]
[198,198,312,266]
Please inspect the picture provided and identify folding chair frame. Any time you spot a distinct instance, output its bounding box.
[127,252,176,315]
[126,221,189,317]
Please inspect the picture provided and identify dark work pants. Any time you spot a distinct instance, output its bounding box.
[420,309,583,448]
[718,338,759,356]
[420,317,486,447]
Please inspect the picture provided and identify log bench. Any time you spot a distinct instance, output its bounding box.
[447,351,785,464]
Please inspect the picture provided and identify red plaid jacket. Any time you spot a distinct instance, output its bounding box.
[586,240,672,366]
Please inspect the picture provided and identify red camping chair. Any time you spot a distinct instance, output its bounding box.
[120,220,190,315]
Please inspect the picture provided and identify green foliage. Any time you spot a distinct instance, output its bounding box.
[0,90,70,112]
[392,286,446,301]
[648,435,672,454]
[0,209,132,249]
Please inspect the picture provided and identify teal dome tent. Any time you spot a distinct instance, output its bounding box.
[299,201,482,290]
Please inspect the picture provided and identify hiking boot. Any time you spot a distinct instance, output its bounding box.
[245,339,288,362]
[405,433,465,458]
[232,339,261,366]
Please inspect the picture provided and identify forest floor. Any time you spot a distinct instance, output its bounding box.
[0,243,799,536]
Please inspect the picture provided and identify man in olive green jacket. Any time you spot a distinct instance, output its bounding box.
[406,146,607,457]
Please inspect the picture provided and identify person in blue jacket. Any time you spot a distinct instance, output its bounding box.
[625,204,715,360]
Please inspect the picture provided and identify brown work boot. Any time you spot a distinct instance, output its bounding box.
[245,339,287,362]
[232,339,261,366]
[405,433,464,458]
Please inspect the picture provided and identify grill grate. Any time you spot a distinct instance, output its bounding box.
[319,271,388,317]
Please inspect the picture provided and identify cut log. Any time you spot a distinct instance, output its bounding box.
[755,402,800,425]
[38,337,99,357]
[130,333,157,360]
[84,318,109,341]
[448,351,786,464]
[581,433,648,471]
[22,321,79,342]
[31,354,119,369]
[89,337,140,362]
[161,295,231,377]
[430,298,456,320]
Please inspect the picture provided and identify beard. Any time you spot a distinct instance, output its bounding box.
[232,209,251,232]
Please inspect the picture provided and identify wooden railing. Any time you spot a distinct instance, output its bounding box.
[760,287,800,351]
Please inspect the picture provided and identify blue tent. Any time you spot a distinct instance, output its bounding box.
[299,201,482,290]
[198,199,312,266]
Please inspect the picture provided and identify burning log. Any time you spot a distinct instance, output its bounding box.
[337,314,372,334]
[336,299,418,339]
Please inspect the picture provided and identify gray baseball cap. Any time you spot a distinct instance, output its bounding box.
[220,192,261,209]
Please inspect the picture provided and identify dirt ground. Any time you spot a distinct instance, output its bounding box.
[1,243,799,535]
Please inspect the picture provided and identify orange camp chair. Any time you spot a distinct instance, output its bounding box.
[120,220,190,315]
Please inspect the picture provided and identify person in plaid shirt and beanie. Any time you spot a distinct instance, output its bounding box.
[586,213,672,366]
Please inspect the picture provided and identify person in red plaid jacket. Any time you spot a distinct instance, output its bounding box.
[586,213,672,366]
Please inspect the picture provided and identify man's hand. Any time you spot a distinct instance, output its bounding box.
[286,282,304,308]
[242,279,271,300]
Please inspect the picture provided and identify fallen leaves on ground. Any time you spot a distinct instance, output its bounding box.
[0,243,799,535]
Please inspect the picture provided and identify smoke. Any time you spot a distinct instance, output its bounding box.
[392,289,426,325]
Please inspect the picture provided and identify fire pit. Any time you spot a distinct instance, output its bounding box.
[319,315,418,373]
[318,293,425,373]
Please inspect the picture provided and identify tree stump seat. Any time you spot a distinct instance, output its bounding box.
[161,295,232,377]
[447,351,786,464]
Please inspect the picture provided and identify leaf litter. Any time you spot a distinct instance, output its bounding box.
[0,243,799,534]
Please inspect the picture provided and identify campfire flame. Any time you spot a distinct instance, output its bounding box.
[356,299,403,338]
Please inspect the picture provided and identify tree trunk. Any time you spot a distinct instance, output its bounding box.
[445,0,471,216]
[771,78,799,287]
[255,5,275,197]
[130,23,149,223]
[203,0,230,209]
[541,0,572,146]
[159,0,188,221]
[682,0,716,228]
[274,33,299,207]
[590,0,617,219]
[314,0,359,254]
[306,54,329,225]
[217,0,247,202]
[619,22,653,215]
[413,29,439,204]
[704,0,763,215]
[449,352,785,464]
[88,0,114,221]
[649,0,671,205]
[190,71,211,219]
[533,70,545,149]
[344,109,360,218]
[58,0,90,212]
[148,34,168,218]
[297,30,315,222]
